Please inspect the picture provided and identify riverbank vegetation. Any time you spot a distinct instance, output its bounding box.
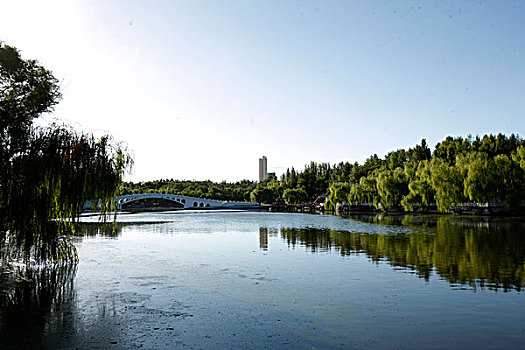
[255,134,525,213]
[0,43,131,262]
[325,135,525,212]
[121,179,256,202]
[124,134,525,213]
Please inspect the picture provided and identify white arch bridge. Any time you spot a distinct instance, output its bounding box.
[112,193,260,211]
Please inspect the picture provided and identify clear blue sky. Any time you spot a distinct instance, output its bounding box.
[1,0,524,181]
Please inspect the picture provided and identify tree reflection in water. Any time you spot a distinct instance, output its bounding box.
[0,224,123,348]
[74,222,124,238]
[0,262,77,347]
[279,215,525,292]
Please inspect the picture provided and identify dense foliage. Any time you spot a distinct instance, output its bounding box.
[248,135,525,212]
[332,135,525,212]
[0,43,131,262]
[121,179,256,202]
[122,134,525,212]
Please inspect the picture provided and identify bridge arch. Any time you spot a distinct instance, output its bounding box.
[119,194,184,210]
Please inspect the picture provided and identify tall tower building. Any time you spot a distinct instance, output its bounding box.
[259,156,267,182]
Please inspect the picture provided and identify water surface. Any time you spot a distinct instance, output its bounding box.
[1,211,525,349]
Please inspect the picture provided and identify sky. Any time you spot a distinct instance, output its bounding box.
[1,0,524,182]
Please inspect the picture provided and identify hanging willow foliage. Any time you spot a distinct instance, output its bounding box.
[0,43,132,262]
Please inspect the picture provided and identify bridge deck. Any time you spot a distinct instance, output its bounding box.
[82,193,261,211]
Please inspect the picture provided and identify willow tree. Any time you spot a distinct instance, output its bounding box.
[326,182,351,210]
[428,157,464,212]
[283,187,308,204]
[0,43,131,262]
[401,160,435,211]
[376,167,408,209]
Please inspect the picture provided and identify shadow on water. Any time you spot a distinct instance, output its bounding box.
[73,222,124,237]
[278,214,525,292]
[0,222,128,348]
[72,221,170,238]
[0,262,77,348]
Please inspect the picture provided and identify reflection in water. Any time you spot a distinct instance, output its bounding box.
[75,222,123,237]
[77,215,525,293]
[278,215,525,292]
[0,262,77,347]
[76,215,525,292]
[1,213,524,349]
[259,227,268,251]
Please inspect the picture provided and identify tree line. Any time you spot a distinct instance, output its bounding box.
[121,179,257,202]
[247,134,524,212]
[246,140,436,205]
[326,134,525,212]
[123,134,525,212]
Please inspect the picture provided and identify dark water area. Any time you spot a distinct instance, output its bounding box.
[1,212,524,349]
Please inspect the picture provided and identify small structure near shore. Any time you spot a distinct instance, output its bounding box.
[269,196,324,214]
[332,201,520,216]
[269,202,323,213]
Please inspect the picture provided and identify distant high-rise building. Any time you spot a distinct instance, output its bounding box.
[259,156,267,182]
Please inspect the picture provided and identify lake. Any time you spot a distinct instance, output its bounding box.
[1,211,525,349]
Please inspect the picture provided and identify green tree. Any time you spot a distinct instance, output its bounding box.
[0,44,61,135]
[385,149,408,170]
[326,182,351,211]
[408,139,431,163]
[283,187,308,204]
[491,154,513,203]
[349,171,379,207]
[401,160,434,211]
[428,158,464,212]
[0,43,131,262]
[331,161,354,183]
[456,152,493,203]
[433,136,471,165]
[376,167,408,208]
[512,145,525,171]
[250,183,277,204]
